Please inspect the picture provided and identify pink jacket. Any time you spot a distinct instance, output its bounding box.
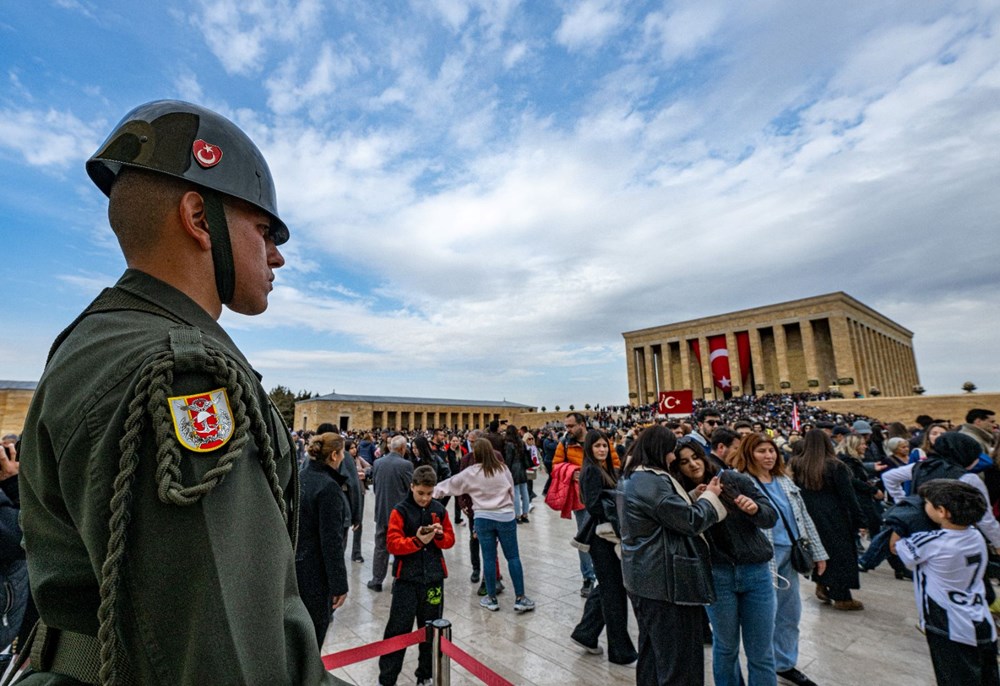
[433,464,515,516]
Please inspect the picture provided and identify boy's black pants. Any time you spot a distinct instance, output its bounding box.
[926,632,999,686]
[378,579,444,685]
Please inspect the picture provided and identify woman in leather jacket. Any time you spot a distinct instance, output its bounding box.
[618,425,726,685]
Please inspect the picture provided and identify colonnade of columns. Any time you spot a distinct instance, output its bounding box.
[381,410,501,431]
[627,315,918,404]
[846,318,920,397]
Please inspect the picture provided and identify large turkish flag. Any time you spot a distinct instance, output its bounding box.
[708,335,733,393]
[658,390,694,415]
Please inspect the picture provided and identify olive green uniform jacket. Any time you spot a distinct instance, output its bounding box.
[19,269,334,685]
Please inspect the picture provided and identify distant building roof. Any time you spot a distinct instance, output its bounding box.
[0,381,37,391]
[301,392,534,409]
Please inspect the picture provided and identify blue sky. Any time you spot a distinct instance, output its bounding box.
[1,0,998,408]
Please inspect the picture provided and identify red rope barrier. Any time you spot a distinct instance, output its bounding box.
[440,636,515,686]
[321,627,426,670]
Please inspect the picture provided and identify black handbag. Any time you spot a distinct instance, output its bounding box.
[753,476,814,575]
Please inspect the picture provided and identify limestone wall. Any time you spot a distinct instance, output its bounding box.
[0,390,34,437]
[812,393,1000,426]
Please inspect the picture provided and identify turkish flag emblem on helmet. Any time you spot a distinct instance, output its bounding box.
[192,139,223,168]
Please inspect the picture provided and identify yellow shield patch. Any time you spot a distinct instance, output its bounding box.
[168,388,235,453]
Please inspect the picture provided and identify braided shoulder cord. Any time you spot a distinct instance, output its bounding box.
[95,344,286,686]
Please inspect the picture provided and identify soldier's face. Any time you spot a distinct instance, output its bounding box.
[227,201,284,315]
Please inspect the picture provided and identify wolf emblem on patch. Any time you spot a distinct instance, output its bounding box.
[168,388,235,452]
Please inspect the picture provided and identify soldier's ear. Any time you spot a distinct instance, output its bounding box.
[178,191,213,252]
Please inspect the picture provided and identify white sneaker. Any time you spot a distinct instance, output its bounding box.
[480,595,499,612]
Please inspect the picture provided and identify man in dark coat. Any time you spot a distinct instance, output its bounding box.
[367,435,414,591]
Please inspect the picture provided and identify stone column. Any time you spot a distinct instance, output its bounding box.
[860,326,878,395]
[828,316,858,394]
[635,348,647,406]
[679,339,693,391]
[662,342,675,391]
[748,328,767,393]
[852,321,871,393]
[886,336,899,396]
[644,344,658,405]
[799,319,820,391]
[875,331,891,396]
[883,334,897,395]
[891,338,906,396]
[773,324,792,390]
[698,335,714,399]
[626,344,639,406]
[725,332,743,395]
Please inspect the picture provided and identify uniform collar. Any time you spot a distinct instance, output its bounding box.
[115,268,255,376]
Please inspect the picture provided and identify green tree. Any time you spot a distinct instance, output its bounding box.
[269,385,295,428]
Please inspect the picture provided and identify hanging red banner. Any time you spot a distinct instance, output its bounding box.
[707,335,732,393]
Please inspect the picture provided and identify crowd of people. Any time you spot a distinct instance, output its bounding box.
[7,100,997,686]
[285,400,1000,686]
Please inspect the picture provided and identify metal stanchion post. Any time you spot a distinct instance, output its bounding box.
[430,618,452,686]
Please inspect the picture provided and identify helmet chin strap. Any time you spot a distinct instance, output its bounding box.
[202,190,235,305]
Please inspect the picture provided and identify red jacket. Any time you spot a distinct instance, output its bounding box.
[386,493,456,583]
[545,462,583,519]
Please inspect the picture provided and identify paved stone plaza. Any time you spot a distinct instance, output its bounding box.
[322,494,939,685]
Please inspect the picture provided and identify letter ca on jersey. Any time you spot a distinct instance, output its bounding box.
[947,591,985,607]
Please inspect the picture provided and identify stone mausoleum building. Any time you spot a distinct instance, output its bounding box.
[294,392,535,432]
[623,293,919,404]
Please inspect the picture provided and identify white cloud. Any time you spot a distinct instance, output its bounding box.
[642,2,724,63]
[4,1,1000,406]
[503,41,528,69]
[190,0,325,75]
[555,0,624,51]
[0,107,100,168]
[427,0,470,30]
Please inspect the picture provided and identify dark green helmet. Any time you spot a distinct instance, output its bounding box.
[87,99,288,246]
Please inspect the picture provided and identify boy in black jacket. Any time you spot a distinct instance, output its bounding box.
[378,466,456,686]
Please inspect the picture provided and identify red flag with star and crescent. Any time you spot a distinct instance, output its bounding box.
[708,335,733,394]
[658,390,694,415]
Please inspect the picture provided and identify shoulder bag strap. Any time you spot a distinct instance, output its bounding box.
[751,475,798,542]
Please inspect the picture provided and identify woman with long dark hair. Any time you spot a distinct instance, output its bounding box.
[411,435,451,484]
[569,430,637,665]
[793,429,865,610]
[503,425,532,523]
[619,425,726,685]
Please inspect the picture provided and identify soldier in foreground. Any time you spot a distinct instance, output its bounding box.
[17,100,335,685]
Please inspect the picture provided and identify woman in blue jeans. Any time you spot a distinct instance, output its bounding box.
[742,433,828,686]
[433,438,535,613]
[704,434,779,686]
